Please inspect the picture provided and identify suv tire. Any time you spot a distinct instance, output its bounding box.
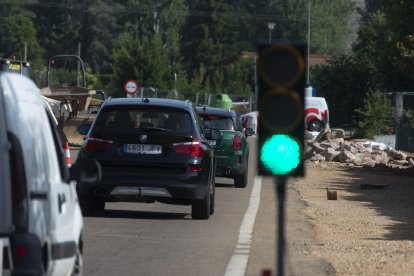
[192,191,211,220]
[79,196,105,216]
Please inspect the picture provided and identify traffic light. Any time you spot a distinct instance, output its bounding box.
[257,42,306,176]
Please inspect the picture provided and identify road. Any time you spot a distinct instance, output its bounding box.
[75,138,333,276]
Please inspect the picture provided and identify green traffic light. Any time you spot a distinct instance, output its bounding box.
[260,134,301,175]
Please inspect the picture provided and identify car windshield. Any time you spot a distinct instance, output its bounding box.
[199,115,234,131]
[94,108,192,134]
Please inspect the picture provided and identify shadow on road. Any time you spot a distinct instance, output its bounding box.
[215,182,235,188]
[326,165,414,241]
[92,209,189,220]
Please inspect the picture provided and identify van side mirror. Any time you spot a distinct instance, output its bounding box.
[69,159,101,184]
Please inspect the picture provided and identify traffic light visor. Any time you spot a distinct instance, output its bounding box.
[258,45,305,87]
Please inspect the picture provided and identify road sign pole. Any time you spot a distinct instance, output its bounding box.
[276,176,287,276]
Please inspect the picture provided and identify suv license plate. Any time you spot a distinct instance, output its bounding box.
[123,144,162,154]
[207,140,216,146]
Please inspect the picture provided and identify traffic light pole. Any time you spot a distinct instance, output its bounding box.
[276,176,287,276]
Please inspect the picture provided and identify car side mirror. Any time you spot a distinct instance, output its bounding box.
[69,159,101,184]
[77,123,91,135]
[204,128,222,140]
[245,127,254,137]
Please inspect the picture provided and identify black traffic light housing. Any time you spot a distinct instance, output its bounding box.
[257,42,306,176]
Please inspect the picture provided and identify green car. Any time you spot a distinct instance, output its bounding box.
[196,106,254,188]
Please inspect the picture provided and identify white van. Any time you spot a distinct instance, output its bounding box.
[304,96,329,132]
[0,73,100,275]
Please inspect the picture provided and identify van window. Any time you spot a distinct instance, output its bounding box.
[45,107,69,182]
[19,102,62,187]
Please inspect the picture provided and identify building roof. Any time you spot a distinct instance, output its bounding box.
[239,51,330,66]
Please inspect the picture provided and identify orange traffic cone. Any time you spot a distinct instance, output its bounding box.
[64,142,72,167]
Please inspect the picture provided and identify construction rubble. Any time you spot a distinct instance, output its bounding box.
[305,126,414,170]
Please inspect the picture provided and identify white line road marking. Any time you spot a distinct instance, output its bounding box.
[234,249,250,254]
[224,176,263,276]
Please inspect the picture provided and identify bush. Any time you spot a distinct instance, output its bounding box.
[355,89,394,139]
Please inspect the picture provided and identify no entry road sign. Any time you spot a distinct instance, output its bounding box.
[124,80,139,95]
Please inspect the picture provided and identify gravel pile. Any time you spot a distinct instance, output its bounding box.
[305,126,414,169]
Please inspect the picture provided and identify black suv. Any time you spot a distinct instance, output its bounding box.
[77,97,219,219]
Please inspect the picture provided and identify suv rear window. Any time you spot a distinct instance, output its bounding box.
[199,115,234,131]
[94,107,192,134]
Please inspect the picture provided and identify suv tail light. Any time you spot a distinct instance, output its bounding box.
[232,134,242,151]
[85,138,113,153]
[173,138,204,158]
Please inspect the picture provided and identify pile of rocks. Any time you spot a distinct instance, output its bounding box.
[305,126,414,168]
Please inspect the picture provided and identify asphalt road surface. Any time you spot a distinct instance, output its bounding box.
[77,137,333,276]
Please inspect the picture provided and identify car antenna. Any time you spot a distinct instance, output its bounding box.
[203,106,206,111]
[142,97,149,103]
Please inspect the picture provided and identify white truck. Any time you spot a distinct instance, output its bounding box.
[304,96,329,132]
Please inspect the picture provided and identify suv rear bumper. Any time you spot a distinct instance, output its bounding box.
[77,166,210,203]
[215,154,245,177]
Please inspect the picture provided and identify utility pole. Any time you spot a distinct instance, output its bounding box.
[268,22,276,43]
[77,42,81,87]
[307,0,311,85]
[24,42,27,61]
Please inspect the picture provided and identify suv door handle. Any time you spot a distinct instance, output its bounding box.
[58,193,66,214]
[30,191,48,200]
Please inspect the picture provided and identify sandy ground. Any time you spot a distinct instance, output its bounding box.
[293,161,414,276]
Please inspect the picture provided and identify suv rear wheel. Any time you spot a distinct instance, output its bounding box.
[79,196,105,216]
[192,184,213,220]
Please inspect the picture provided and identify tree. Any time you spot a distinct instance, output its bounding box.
[355,89,394,138]
[182,0,240,90]
[34,0,82,58]
[79,0,122,73]
[353,11,392,90]
[270,0,355,55]
[312,55,374,126]
[110,32,172,97]
[0,0,44,83]
[383,0,414,89]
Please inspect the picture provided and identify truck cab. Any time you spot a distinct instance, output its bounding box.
[0,58,30,77]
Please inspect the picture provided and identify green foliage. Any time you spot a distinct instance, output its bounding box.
[79,0,122,73]
[182,0,240,88]
[85,67,99,90]
[312,55,374,126]
[110,32,172,97]
[0,3,44,64]
[355,89,394,139]
[270,0,355,55]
